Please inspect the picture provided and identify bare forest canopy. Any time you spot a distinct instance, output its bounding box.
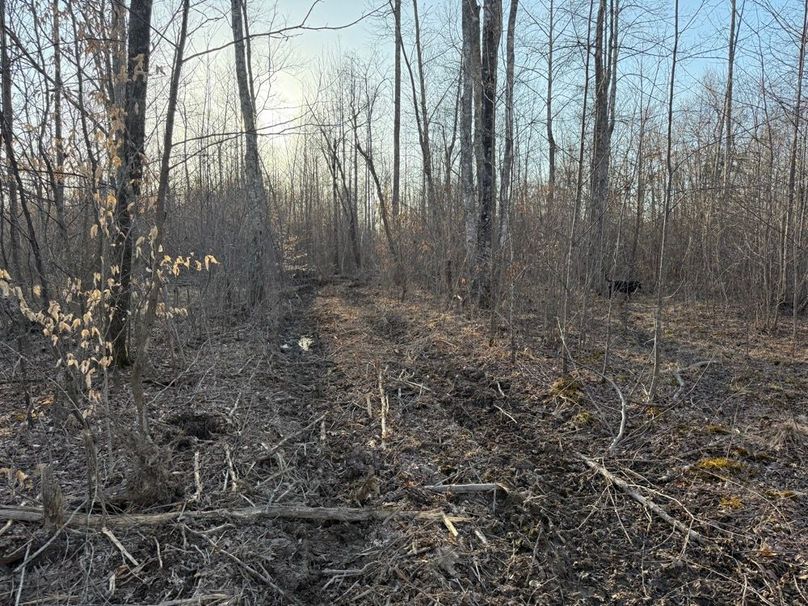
[0,0,807,604]
[0,0,806,337]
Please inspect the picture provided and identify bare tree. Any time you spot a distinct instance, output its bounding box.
[230,0,279,304]
[52,0,66,244]
[498,0,518,250]
[789,0,808,347]
[108,0,154,366]
[722,0,738,199]
[130,0,191,437]
[587,0,619,289]
[545,0,556,211]
[473,0,502,308]
[392,0,402,218]
[649,0,679,403]
[461,0,480,271]
[561,0,595,371]
[0,0,20,278]
[411,0,435,217]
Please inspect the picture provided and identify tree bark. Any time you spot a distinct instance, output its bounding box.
[649,0,679,403]
[473,0,501,308]
[411,0,435,219]
[461,0,479,272]
[498,0,517,250]
[130,0,190,437]
[52,0,67,244]
[587,0,617,289]
[560,0,595,372]
[109,0,153,367]
[789,0,808,347]
[230,0,280,304]
[0,0,20,278]
[392,0,402,218]
[545,0,556,211]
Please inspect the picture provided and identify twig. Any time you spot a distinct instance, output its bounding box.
[150,595,233,606]
[184,525,298,605]
[603,374,627,453]
[494,404,518,424]
[13,501,85,572]
[322,563,373,576]
[191,451,203,502]
[378,367,389,446]
[261,413,326,458]
[579,454,708,546]
[224,445,237,493]
[556,318,627,453]
[101,526,140,568]
[671,359,713,403]
[441,512,459,538]
[14,543,30,606]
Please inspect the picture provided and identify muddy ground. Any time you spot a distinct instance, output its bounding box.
[0,274,806,605]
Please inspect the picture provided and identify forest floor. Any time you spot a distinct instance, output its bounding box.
[0,272,806,605]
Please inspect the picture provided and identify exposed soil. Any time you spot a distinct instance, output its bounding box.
[0,275,805,605]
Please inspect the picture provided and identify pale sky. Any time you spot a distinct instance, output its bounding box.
[247,0,388,127]
[158,0,806,177]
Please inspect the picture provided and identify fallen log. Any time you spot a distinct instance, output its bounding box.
[0,504,468,529]
[424,482,507,495]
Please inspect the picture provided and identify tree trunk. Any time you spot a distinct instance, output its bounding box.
[392,0,402,218]
[587,0,617,290]
[649,0,679,403]
[357,142,406,297]
[545,0,556,211]
[109,0,154,367]
[498,0,517,250]
[473,0,502,308]
[0,0,20,278]
[461,0,479,272]
[130,0,190,437]
[411,0,435,220]
[230,0,279,304]
[560,0,595,372]
[722,0,737,199]
[52,0,66,245]
[790,0,808,347]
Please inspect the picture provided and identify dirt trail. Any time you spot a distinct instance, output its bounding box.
[1,276,805,605]
[301,280,806,604]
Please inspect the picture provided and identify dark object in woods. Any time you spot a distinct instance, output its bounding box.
[607,279,642,297]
